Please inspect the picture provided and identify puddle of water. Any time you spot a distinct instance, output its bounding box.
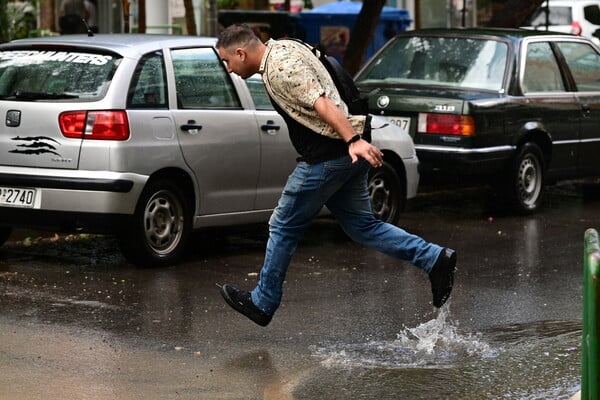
[307,305,581,399]
[313,305,496,370]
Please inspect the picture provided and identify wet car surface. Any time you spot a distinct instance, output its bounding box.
[356,28,600,214]
[0,181,593,399]
[0,34,418,268]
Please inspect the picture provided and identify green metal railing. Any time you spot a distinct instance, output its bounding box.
[582,228,600,399]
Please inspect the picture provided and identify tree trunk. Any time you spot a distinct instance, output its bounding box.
[138,0,146,33]
[183,0,197,35]
[123,0,130,33]
[343,0,386,76]
[36,0,56,32]
[0,0,8,43]
[486,0,545,27]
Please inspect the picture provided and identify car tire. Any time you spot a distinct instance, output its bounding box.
[368,161,406,225]
[117,179,191,267]
[506,142,545,214]
[0,226,12,247]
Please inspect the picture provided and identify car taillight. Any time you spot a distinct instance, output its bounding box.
[417,113,475,136]
[59,110,130,140]
[571,21,582,36]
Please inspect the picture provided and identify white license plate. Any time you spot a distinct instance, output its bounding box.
[385,116,411,134]
[0,186,38,208]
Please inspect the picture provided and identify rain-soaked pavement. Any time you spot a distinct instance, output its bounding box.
[0,180,594,399]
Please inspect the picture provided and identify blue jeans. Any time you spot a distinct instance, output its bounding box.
[251,156,443,315]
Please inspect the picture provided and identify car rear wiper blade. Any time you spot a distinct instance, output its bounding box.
[9,91,80,100]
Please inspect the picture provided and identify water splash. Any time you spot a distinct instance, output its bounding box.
[314,304,497,369]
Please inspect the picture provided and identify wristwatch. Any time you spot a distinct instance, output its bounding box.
[346,134,361,146]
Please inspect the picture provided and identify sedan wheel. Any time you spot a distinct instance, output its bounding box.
[118,179,190,267]
[508,143,545,214]
[368,161,405,225]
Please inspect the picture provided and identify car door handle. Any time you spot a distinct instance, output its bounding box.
[181,120,203,135]
[261,121,281,135]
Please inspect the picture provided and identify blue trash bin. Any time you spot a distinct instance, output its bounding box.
[299,1,412,63]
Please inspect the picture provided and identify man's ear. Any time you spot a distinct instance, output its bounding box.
[235,48,246,61]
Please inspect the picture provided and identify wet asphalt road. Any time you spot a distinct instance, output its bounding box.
[0,181,594,399]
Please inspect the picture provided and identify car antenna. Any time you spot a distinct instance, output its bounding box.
[82,18,94,37]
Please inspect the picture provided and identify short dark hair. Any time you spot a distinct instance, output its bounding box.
[216,24,262,50]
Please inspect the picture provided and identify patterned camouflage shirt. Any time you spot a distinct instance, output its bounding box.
[258,39,366,140]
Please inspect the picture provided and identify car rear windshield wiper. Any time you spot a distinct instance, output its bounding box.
[2,91,80,100]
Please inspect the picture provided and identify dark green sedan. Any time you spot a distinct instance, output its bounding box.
[356,28,600,213]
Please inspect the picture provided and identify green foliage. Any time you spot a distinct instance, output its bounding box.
[0,0,38,43]
[217,0,239,9]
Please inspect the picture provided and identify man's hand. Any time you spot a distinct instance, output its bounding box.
[312,96,383,167]
[349,139,384,167]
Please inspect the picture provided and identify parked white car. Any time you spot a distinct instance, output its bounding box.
[0,34,419,267]
[522,0,600,44]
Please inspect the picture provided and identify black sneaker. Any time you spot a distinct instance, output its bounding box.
[429,248,457,308]
[220,284,273,327]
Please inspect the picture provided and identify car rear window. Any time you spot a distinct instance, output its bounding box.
[584,4,600,25]
[0,48,121,101]
[356,36,508,91]
[127,51,167,108]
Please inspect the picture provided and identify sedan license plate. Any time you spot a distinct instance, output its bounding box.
[385,116,411,134]
[0,186,38,208]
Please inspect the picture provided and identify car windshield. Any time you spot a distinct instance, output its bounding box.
[0,49,121,101]
[356,36,509,91]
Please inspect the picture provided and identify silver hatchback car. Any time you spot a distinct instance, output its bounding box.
[0,34,419,267]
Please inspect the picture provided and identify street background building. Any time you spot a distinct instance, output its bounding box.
[6,0,502,39]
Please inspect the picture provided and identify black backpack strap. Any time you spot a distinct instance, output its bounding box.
[276,38,369,117]
[317,53,368,115]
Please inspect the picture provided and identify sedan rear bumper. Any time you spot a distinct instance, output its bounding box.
[416,144,515,176]
[0,167,147,216]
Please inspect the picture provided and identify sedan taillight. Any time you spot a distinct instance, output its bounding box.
[59,110,130,140]
[417,113,475,136]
